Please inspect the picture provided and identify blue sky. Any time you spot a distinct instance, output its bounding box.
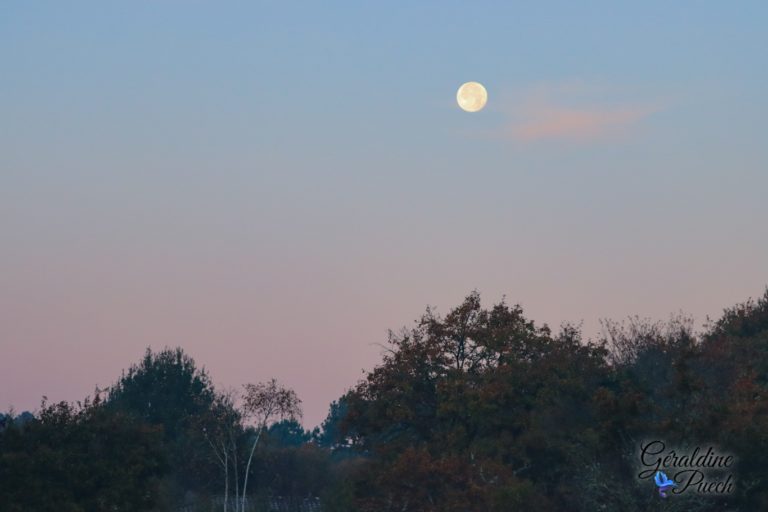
[2,1,767,425]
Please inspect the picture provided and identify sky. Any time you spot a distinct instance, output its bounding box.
[1,1,767,427]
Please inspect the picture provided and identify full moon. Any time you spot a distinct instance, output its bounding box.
[456,81,488,112]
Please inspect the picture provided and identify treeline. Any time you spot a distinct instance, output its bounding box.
[0,348,356,512]
[2,289,768,511]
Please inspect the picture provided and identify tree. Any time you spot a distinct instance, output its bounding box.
[314,395,356,451]
[107,347,219,496]
[108,347,216,440]
[267,419,312,447]
[0,394,167,511]
[5,289,768,511]
[239,379,302,512]
[343,292,610,511]
[201,389,244,512]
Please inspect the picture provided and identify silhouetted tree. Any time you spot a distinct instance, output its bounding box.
[239,379,302,512]
[0,394,167,512]
[108,347,219,498]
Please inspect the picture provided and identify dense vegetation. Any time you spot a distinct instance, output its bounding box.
[2,289,768,511]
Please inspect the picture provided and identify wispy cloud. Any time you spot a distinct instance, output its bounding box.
[496,82,659,143]
[510,105,654,142]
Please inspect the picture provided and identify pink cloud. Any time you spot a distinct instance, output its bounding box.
[510,105,654,142]
[492,83,659,143]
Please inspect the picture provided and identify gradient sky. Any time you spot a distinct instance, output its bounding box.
[2,1,767,427]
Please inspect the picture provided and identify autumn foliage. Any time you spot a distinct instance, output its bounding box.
[2,289,768,511]
[341,290,768,511]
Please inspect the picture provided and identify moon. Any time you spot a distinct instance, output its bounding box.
[456,81,488,112]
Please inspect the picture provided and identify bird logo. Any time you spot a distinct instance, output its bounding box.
[654,471,678,498]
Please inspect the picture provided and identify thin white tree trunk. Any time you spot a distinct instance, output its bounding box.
[223,447,229,512]
[230,429,240,508]
[240,424,264,512]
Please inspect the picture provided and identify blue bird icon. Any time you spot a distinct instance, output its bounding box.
[654,471,677,498]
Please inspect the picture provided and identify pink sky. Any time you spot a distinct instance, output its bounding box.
[2,236,765,426]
